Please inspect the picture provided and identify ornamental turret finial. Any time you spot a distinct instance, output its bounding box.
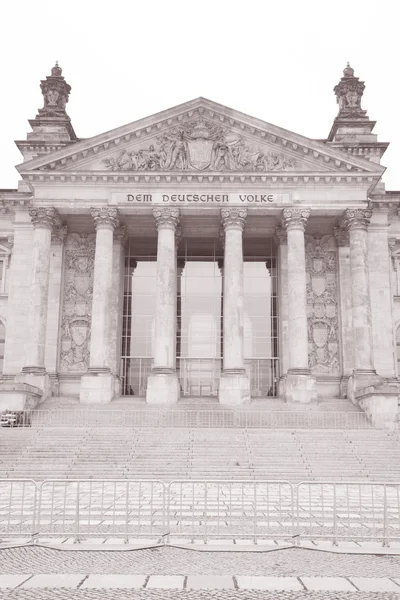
[39,62,71,117]
[333,63,366,119]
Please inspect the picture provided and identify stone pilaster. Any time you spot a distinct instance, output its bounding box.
[80,207,120,404]
[274,227,288,395]
[281,208,317,403]
[146,207,180,404]
[334,226,353,395]
[219,207,250,405]
[367,207,397,378]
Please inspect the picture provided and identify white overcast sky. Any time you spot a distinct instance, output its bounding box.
[1,0,399,190]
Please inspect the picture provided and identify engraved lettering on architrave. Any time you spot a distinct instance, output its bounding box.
[305,235,340,374]
[60,233,95,372]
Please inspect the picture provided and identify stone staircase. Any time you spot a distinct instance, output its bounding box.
[0,395,398,482]
[1,425,400,482]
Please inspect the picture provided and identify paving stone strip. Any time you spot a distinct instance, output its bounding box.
[1,574,400,592]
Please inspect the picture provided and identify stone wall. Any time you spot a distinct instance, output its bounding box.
[305,234,340,375]
[59,233,95,373]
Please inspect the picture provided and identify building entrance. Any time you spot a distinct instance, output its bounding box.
[177,259,222,396]
[120,236,279,398]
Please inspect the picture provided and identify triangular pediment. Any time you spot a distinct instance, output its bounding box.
[18,97,385,177]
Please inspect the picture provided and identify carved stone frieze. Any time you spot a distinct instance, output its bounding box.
[305,234,340,375]
[29,207,61,230]
[274,226,287,245]
[153,207,180,230]
[60,233,96,373]
[221,208,247,231]
[51,225,68,245]
[103,118,298,173]
[281,208,311,232]
[91,207,120,230]
[340,208,372,232]
[333,226,349,247]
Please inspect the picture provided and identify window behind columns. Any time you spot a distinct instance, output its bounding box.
[243,238,279,397]
[121,237,157,396]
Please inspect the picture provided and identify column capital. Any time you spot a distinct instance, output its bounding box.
[333,226,349,247]
[51,225,68,245]
[389,237,397,254]
[29,206,61,230]
[341,208,372,232]
[274,226,287,245]
[281,208,311,232]
[114,225,127,244]
[153,207,180,231]
[221,207,247,231]
[91,207,120,230]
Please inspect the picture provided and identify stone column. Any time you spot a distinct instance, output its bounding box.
[219,208,250,405]
[340,208,375,382]
[334,227,353,395]
[44,225,68,394]
[281,208,317,403]
[22,207,60,374]
[80,207,119,404]
[110,226,127,397]
[275,227,289,396]
[146,207,180,404]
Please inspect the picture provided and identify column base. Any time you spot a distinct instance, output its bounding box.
[219,370,250,406]
[346,369,379,405]
[146,371,179,405]
[15,370,51,402]
[356,380,400,430]
[283,369,317,404]
[80,370,115,404]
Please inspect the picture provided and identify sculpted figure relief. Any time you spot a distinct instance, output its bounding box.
[305,235,340,375]
[60,233,96,372]
[103,119,298,172]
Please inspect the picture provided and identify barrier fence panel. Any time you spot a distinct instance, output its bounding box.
[296,482,400,546]
[27,409,372,429]
[167,480,294,543]
[37,480,166,543]
[0,480,37,541]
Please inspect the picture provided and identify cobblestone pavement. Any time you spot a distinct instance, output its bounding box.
[1,546,400,577]
[1,592,400,599]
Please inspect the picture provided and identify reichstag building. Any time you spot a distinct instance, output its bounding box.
[0,62,399,428]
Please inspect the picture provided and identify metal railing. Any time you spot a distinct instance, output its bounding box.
[25,409,372,429]
[1,478,399,546]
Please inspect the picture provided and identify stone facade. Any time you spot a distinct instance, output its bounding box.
[0,63,399,425]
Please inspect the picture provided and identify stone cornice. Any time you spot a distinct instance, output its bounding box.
[19,170,382,187]
[17,98,384,175]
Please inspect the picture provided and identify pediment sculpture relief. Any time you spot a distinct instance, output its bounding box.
[103,119,298,172]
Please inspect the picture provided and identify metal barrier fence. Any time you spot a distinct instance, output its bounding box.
[1,479,399,545]
[27,409,372,429]
[167,480,294,543]
[296,481,400,547]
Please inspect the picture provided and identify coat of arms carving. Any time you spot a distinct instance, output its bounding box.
[103,119,298,173]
